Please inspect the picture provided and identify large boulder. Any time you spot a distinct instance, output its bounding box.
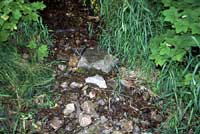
[78,47,118,73]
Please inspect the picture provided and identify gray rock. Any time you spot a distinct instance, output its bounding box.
[70,82,83,89]
[89,91,96,99]
[60,82,68,88]
[79,113,92,127]
[63,103,76,116]
[58,64,66,71]
[112,131,123,134]
[92,55,118,73]
[121,119,133,133]
[50,117,63,130]
[97,99,105,106]
[100,116,108,124]
[81,101,96,114]
[133,125,140,134]
[77,48,118,73]
[78,57,90,68]
[85,75,107,88]
[151,111,163,122]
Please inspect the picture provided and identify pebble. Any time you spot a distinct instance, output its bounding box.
[85,75,107,88]
[133,125,140,134]
[50,117,63,130]
[100,116,108,124]
[121,119,133,133]
[70,82,83,89]
[89,91,96,99]
[81,101,95,114]
[97,99,105,106]
[79,113,92,127]
[58,64,66,71]
[61,82,68,88]
[151,111,163,122]
[112,131,123,134]
[63,103,76,115]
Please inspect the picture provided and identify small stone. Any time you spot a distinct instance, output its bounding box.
[89,91,96,99]
[81,101,95,114]
[76,39,81,45]
[65,125,72,131]
[70,82,83,89]
[85,75,107,88]
[58,64,66,71]
[133,125,140,134]
[112,131,123,134]
[100,116,108,124]
[79,113,92,127]
[103,130,112,134]
[151,111,163,122]
[61,82,68,88]
[68,55,79,67]
[97,99,105,106]
[121,119,133,132]
[50,117,63,130]
[63,103,76,115]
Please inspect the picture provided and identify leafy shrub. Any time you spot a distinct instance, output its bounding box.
[149,0,200,133]
[150,0,200,66]
[0,1,54,133]
[0,0,46,42]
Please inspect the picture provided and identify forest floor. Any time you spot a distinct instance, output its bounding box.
[35,0,164,133]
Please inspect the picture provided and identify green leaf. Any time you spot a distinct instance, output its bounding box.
[12,9,22,20]
[28,40,37,49]
[163,7,180,23]
[0,30,9,42]
[184,73,193,85]
[37,44,48,60]
[173,20,189,33]
[155,56,168,66]
[172,49,186,62]
[159,42,171,56]
[31,2,46,10]
[190,23,200,34]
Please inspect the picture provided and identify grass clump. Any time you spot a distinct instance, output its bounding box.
[0,21,54,134]
[100,0,160,73]
[100,0,200,133]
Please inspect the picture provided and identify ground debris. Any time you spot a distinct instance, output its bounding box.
[36,0,163,133]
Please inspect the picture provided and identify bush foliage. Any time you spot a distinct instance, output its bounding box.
[0,0,46,42]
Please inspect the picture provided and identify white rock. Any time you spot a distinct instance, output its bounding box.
[50,117,63,130]
[70,82,83,89]
[81,101,95,114]
[61,82,68,88]
[89,91,96,99]
[85,75,107,88]
[58,64,66,71]
[100,116,108,124]
[133,125,140,134]
[97,99,105,106]
[112,131,123,134]
[63,103,75,115]
[121,119,133,132]
[79,113,92,127]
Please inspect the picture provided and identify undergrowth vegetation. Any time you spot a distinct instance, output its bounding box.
[100,0,200,133]
[100,0,160,73]
[0,0,54,133]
